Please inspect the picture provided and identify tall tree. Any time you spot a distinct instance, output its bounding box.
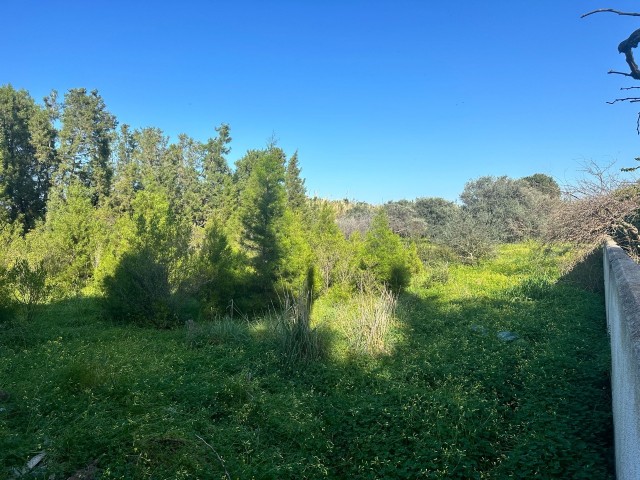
[57,88,117,204]
[134,127,169,186]
[111,124,139,212]
[160,134,204,226]
[0,85,57,231]
[202,123,233,219]
[238,147,287,294]
[285,150,307,211]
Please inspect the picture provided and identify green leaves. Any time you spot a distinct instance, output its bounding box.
[57,88,117,205]
[238,148,287,297]
[359,210,413,293]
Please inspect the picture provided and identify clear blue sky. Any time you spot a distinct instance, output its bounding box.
[5,0,640,203]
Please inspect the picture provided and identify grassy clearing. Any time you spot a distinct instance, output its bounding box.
[0,243,612,478]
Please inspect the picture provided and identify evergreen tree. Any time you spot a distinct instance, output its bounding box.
[111,124,139,212]
[193,219,237,314]
[57,88,117,205]
[161,134,204,226]
[36,181,101,295]
[238,147,286,296]
[202,123,233,219]
[360,209,412,293]
[285,150,307,211]
[309,202,348,291]
[0,85,57,231]
[134,127,168,186]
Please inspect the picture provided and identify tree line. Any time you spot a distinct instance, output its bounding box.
[0,84,571,326]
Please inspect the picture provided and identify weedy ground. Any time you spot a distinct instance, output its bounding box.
[0,243,613,479]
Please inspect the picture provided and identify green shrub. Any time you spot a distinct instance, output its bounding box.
[102,248,178,328]
[359,210,413,293]
[8,258,49,321]
[0,267,15,324]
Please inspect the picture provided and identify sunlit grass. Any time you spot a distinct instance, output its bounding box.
[0,242,613,478]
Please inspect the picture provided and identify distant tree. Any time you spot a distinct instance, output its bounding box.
[0,85,58,231]
[202,124,233,220]
[57,88,117,204]
[336,202,376,238]
[191,218,237,314]
[382,200,427,238]
[160,134,204,226]
[285,150,307,211]
[440,209,497,264]
[134,127,169,186]
[460,176,551,243]
[111,124,139,212]
[521,173,561,198]
[413,197,458,241]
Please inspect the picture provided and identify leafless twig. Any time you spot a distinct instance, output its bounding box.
[606,97,640,104]
[195,434,232,480]
[582,9,640,18]
[549,161,640,255]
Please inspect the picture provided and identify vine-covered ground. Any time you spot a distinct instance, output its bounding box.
[0,243,613,478]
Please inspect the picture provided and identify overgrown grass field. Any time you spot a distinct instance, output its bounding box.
[0,243,613,478]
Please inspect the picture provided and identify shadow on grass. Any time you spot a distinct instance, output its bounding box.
[0,266,614,479]
[558,247,604,294]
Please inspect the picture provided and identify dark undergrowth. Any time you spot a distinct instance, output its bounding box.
[0,243,613,479]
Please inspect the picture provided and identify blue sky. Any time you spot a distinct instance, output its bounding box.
[5,1,640,203]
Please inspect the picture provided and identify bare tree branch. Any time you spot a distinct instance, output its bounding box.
[617,28,640,79]
[606,97,640,104]
[549,161,640,257]
[582,9,640,18]
[609,69,636,77]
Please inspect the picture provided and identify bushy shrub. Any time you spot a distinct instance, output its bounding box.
[189,220,238,316]
[7,258,49,321]
[102,248,178,328]
[439,210,497,264]
[359,210,413,293]
[0,267,15,324]
[35,182,101,296]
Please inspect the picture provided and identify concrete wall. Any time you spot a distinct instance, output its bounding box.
[603,240,640,480]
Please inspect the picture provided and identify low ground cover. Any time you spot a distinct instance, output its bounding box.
[0,243,613,478]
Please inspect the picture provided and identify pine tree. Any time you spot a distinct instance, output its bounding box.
[360,209,412,292]
[111,124,139,212]
[238,147,286,296]
[0,85,57,231]
[202,123,233,219]
[285,150,307,211]
[57,88,117,205]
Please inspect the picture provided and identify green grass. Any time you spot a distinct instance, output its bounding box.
[0,243,613,478]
